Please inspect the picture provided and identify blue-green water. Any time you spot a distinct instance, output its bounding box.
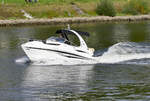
[1,22,150,100]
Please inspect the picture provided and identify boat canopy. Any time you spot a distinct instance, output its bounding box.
[55,29,90,37]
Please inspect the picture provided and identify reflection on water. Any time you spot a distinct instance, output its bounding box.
[113,24,129,42]
[127,23,149,42]
[18,65,150,100]
[1,22,150,100]
[1,64,150,101]
[21,65,94,100]
[1,21,150,50]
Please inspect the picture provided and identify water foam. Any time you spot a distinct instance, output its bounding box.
[98,42,150,63]
[15,56,30,64]
[103,42,150,55]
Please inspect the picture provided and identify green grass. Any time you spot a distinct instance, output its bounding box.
[122,0,150,15]
[1,0,130,4]
[0,0,150,20]
[2,0,100,4]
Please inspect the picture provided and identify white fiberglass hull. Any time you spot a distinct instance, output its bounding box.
[21,41,97,65]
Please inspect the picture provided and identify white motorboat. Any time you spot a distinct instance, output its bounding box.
[21,27,150,65]
[21,28,96,65]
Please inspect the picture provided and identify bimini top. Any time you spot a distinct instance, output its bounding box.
[55,29,90,37]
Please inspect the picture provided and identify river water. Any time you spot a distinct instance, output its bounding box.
[1,22,150,100]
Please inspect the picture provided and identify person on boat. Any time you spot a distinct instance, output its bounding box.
[58,34,70,44]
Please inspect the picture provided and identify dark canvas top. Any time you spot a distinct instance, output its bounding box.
[55,29,90,37]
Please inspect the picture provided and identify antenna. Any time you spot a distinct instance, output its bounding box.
[67,24,70,30]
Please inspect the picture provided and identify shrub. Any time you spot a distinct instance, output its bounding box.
[122,0,149,15]
[96,0,116,17]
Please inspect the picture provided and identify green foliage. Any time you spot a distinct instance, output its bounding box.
[96,0,116,17]
[122,0,149,15]
[1,0,99,4]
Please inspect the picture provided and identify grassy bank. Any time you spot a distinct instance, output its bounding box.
[0,0,150,20]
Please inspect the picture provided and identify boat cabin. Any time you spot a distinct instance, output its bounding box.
[46,29,90,46]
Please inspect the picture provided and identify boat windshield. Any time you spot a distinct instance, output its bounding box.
[47,37,65,43]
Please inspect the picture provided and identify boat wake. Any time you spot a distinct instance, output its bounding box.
[97,42,150,64]
[16,42,150,65]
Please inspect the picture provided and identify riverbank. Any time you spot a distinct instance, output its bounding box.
[0,15,150,26]
[1,0,150,20]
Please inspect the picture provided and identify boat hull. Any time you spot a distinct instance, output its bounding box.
[21,41,96,65]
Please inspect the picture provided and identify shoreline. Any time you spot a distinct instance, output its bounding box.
[0,15,150,26]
